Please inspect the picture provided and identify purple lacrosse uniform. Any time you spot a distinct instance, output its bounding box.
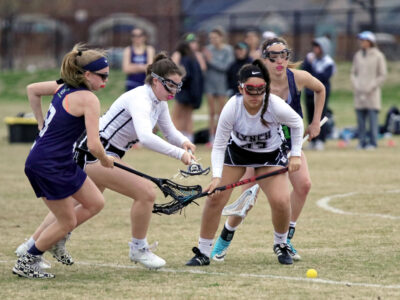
[25,84,88,200]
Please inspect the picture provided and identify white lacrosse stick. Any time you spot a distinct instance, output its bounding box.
[222,184,260,218]
[221,116,328,218]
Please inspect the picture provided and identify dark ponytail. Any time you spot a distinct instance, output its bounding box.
[145,52,185,85]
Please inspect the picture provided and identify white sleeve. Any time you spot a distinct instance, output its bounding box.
[157,102,189,148]
[269,95,304,157]
[129,100,185,160]
[211,98,236,178]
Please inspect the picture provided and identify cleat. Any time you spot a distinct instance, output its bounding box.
[273,243,293,265]
[12,253,55,279]
[287,239,301,261]
[211,237,231,262]
[15,239,52,269]
[186,247,210,266]
[287,226,301,261]
[49,233,74,265]
[129,242,166,269]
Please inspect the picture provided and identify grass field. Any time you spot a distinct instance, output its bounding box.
[0,65,400,299]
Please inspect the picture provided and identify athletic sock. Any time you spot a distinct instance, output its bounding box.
[273,231,288,245]
[27,237,35,248]
[198,237,213,257]
[288,222,296,240]
[220,222,236,242]
[131,237,148,250]
[225,220,239,232]
[27,243,44,256]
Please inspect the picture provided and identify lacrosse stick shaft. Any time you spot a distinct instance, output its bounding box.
[193,167,289,200]
[303,116,328,143]
[113,162,154,181]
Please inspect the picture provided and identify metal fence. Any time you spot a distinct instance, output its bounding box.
[1,5,399,70]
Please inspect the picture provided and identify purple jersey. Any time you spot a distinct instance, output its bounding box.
[25,84,88,200]
[125,47,147,91]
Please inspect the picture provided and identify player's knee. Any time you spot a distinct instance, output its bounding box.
[297,179,312,197]
[90,195,105,215]
[62,217,78,233]
[139,187,156,205]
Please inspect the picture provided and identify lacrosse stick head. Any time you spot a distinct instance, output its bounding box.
[222,184,260,218]
[180,163,210,177]
[152,179,204,215]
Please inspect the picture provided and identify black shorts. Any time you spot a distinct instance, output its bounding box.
[74,135,125,169]
[224,140,288,168]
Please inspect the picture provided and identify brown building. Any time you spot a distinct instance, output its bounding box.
[0,0,182,69]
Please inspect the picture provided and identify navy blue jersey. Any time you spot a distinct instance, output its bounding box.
[25,84,88,200]
[126,47,147,91]
[282,69,303,147]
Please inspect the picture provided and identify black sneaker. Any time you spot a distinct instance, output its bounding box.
[185,247,210,266]
[273,243,293,265]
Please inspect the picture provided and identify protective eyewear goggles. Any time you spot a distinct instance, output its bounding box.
[151,72,182,93]
[92,72,109,81]
[240,83,266,95]
[261,49,291,62]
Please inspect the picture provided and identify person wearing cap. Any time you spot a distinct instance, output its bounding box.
[186,59,304,266]
[12,43,115,279]
[351,31,387,150]
[302,36,336,150]
[226,42,253,97]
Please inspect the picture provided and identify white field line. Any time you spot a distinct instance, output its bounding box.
[2,259,400,289]
[317,190,400,220]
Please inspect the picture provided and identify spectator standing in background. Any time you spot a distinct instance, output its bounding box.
[203,27,234,145]
[244,29,262,60]
[171,33,204,142]
[303,36,336,150]
[123,27,155,91]
[351,31,387,150]
[226,42,253,97]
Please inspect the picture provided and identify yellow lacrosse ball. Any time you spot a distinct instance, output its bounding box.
[306,269,318,278]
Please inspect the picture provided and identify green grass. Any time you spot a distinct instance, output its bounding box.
[1,64,400,299]
[0,122,399,298]
[1,62,400,129]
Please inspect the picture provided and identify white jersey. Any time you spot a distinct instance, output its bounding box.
[212,93,304,177]
[99,84,188,160]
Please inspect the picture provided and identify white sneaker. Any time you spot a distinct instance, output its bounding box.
[15,239,30,257]
[129,242,166,269]
[15,239,51,269]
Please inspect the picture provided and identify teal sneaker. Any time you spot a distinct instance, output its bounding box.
[287,239,301,261]
[211,237,231,262]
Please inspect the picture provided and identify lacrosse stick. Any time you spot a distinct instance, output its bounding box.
[153,166,289,214]
[220,116,329,218]
[179,149,210,177]
[153,116,329,215]
[75,148,203,208]
[222,184,260,218]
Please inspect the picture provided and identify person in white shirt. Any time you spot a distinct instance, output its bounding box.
[15,52,196,270]
[186,60,304,266]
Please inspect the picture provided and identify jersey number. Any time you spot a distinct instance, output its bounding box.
[39,104,56,137]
